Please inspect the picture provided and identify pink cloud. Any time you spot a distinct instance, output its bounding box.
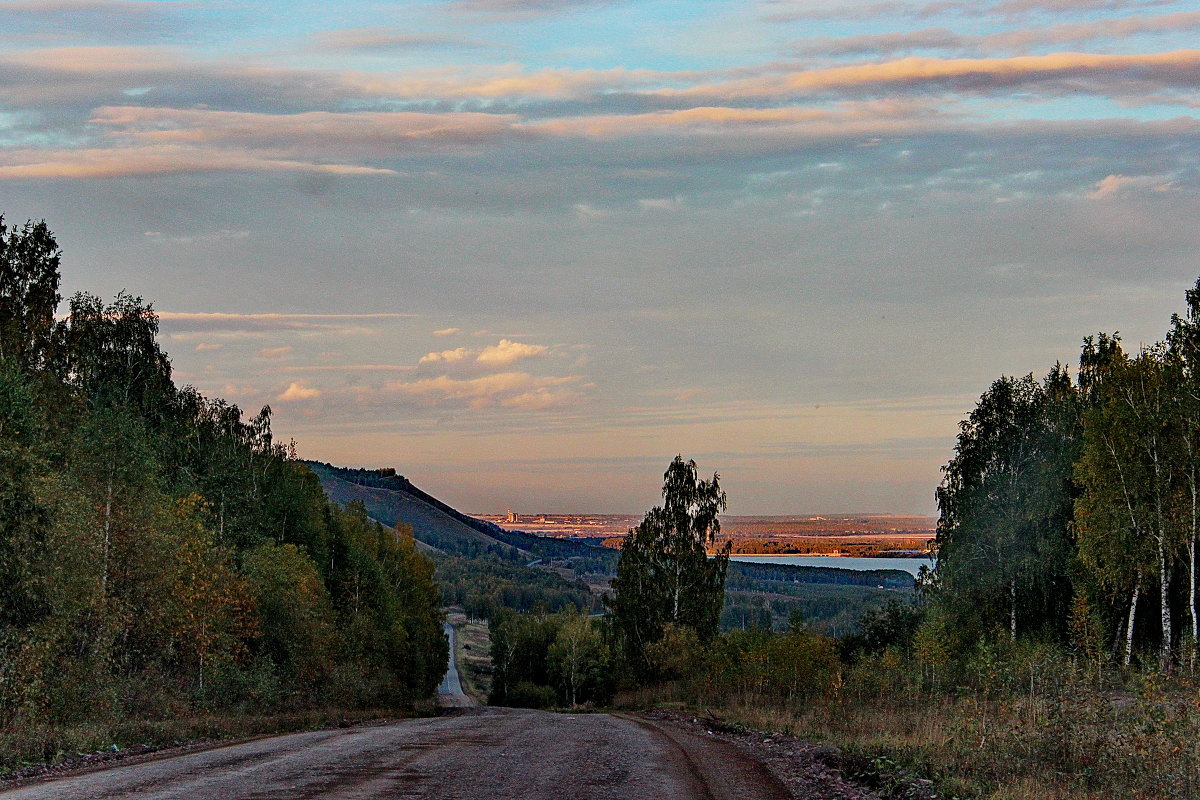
[277,381,322,402]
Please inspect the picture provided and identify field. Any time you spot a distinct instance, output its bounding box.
[474,513,936,556]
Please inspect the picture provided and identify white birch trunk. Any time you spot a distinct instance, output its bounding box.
[1125,580,1140,667]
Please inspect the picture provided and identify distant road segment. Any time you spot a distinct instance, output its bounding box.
[438,621,474,708]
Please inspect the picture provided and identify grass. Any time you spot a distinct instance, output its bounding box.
[621,668,1200,799]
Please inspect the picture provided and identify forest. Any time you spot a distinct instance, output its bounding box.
[0,217,447,769]
[484,284,1200,798]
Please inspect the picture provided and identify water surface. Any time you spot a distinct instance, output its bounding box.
[730,555,934,577]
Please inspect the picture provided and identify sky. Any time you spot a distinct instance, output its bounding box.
[3,0,1200,515]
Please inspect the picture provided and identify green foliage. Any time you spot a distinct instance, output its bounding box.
[488,609,613,708]
[608,456,729,673]
[840,600,925,660]
[0,217,60,373]
[437,554,598,619]
[0,214,447,743]
[547,613,611,706]
[930,277,1200,669]
[243,542,336,688]
[934,370,1078,643]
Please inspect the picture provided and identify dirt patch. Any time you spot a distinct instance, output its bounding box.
[639,710,939,800]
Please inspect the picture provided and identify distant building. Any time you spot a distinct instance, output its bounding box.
[505,509,519,524]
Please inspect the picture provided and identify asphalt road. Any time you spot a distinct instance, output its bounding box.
[0,709,793,800]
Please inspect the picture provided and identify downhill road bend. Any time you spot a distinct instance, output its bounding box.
[0,708,794,799]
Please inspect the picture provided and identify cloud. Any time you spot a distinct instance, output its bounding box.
[0,145,396,180]
[0,0,196,39]
[419,346,473,364]
[761,0,1177,22]
[91,106,522,151]
[281,364,416,372]
[309,27,494,52]
[1087,173,1176,198]
[791,28,966,57]
[433,327,462,336]
[0,106,534,181]
[382,372,582,409]
[277,381,322,402]
[638,196,684,212]
[666,50,1200,100]
[447,0,620,17]
[258,346,293,359]
[157,312,414,333]
[144,228,249,244]
[194,342,222,352]
[0,46,661,108]
[476,339,549,367]
[790,12,1200,58]
[418,339,550,369]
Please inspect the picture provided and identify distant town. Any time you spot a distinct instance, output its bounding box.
[472,512,937,557]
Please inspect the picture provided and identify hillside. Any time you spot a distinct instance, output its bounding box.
[306,462,611,616]
[306,462,618,573]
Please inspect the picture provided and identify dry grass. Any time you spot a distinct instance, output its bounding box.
[624,671,1200,799]
[714,689,1199,800]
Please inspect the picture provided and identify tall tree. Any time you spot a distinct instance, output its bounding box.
[608,456,729,671]
[59,291,174,421]
[1168,282,1200,662]
[0,218,60,373]
[1075,342,1180,667]
[933,371,1078,641]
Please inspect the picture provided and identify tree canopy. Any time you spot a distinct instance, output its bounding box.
[608,456,730,672]
[0,215,447,733]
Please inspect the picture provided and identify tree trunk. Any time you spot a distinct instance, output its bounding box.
[1159,536,1172,670]
[1190,534,1198,669]
[1010,578,1017,640]
[1125,579,1140,667]
[1153,444,1172,668]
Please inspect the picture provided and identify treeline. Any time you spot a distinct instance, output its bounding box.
[0,216,446,746]
[437,555,601,619]
[931,277,1200,669]
[727,560,915,588]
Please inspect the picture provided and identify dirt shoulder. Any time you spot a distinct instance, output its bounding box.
[0,712,412,792]
[637,710,937,800]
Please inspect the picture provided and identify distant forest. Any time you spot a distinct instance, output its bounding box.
[0,216,447,743]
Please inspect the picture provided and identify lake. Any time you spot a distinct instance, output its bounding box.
[730,555,935,577]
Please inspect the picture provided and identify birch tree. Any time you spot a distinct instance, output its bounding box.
[608,456,729,672]
[1076,341,1180,667]
[933,371,1077,641]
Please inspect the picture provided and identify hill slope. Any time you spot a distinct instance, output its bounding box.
[306,461,617,572]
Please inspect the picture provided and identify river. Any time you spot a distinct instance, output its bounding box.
[730,555,934,577]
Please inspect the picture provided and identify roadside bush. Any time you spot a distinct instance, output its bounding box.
[690,627,840,705]
[505,682,557,709]
[645,623,703,682]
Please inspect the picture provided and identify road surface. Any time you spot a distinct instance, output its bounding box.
[0,709,793,799]
[438,621,474,708]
